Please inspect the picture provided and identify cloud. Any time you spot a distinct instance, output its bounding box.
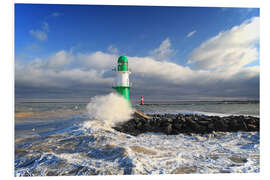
[42,22,49,32]
[149,38,175,60]
[15,48,259,100]
[107,45,118,54]
[15,51,114,89]
[51,12,61,17]
[48,50,73,68]
[29,21,50,41]
[128,55,258,87]
[188,17,259,71]
[29,29,47,41]
[77,51,117,70]
[186,30,197,38]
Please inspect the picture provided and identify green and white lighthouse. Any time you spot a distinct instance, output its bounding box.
[112,56,131,104]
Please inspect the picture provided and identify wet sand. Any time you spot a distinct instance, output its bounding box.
[15,109,85,123]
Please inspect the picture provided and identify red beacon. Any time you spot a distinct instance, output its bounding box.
[140,96,144,105]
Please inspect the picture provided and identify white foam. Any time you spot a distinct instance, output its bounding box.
[50,120,260,175]
[85,93,134,127]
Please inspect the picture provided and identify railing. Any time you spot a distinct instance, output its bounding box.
[112,82,132,87]
[111,66,132,73]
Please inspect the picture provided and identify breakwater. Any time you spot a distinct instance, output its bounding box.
[113,113,259,136]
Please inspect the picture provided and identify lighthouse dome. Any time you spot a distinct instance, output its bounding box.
[118,56,128,63]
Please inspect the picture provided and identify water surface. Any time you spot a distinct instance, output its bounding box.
[15,101,260,176]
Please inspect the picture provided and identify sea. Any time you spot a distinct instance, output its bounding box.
[14,97,260,176]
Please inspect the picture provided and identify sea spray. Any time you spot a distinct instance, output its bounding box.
[85,93,134,128]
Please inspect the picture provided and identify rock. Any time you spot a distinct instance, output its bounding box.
[186,118,201,132]
[172,166,197,174]
[197,120,210,126]
[144,121,153,131]
[130,146,157,155]
[207,123,215,132]
[136,121,143,130]
[219,170,231,173]
[165,123,172,135]
[215,119,228,131]
[173,122,182,130]
[112,113,259,136]
[177,114,185,120]
[167,118,173,123]
[229,155,248,163]
[209,154,219,160]
[247,124,257,130]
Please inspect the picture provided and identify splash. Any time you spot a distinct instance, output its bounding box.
[85,93,134,127]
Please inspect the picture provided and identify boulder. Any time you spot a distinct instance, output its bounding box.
[214,119,228,131]
[112,113,259,136]
[165,123,172,135]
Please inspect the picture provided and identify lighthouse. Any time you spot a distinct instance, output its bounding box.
[112,56,131,104]
[140,96,144,105]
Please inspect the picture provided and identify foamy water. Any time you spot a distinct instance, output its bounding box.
[15,119,259,176]
[14,96,260,176]
[86,93,134,127]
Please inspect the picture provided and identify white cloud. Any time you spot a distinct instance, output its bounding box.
[188,17,259,71]
[48,50,73,68]
[129,56,193,83]
[29,22,49,41]
[107,45,118,54]
[42,22,49,32]
[51,12,61,17]
[128,55,258,86]
[77,51,117,70]
[29,29,47,41]
[149,38,175,60]
[186,30,197,38]
[15,52,113,88]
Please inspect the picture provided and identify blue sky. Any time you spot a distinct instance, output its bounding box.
[15,4,260,100]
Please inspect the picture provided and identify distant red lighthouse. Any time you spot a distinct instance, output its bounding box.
[140,96,144,105]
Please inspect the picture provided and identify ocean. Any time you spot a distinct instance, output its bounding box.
[14,98,260,176]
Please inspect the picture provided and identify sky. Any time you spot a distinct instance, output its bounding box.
[15,4,260,101]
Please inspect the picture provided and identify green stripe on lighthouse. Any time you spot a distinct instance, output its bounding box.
[112,86,130,101]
